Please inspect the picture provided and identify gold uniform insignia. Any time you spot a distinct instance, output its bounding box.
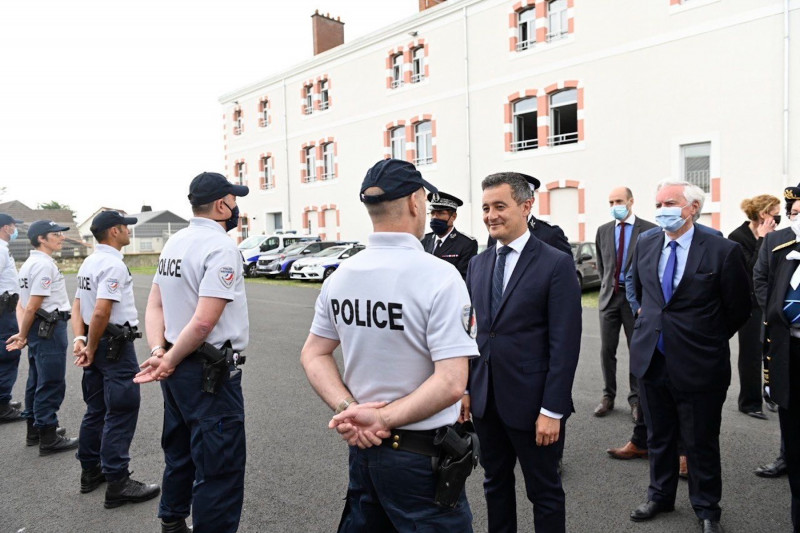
[772,240,796,253]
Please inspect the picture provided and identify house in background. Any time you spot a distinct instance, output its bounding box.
[0,200,87,260]
[77,206,128,243]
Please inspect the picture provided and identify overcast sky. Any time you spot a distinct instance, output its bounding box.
[0,0,420,223]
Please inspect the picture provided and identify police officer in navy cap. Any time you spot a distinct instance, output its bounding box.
[0,213,25,422]
[487,173,571,256]
[421,191,478,280]
[135,172,249,533]
[71,210,161,507]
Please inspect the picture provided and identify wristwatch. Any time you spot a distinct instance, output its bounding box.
[335,396,356,414]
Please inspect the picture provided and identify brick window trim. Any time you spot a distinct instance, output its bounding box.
[301,75,332,115]
[382,116,437,165]
[232,106,243,136]
[537,179,586,240]
[385,39,429,89]
[233,159,248,187]
[503,79,584,153]
[300,138,338,183]
[259,152,275,191]
[258,97,271,127]
[303,204,342,241]
[508,0,575,53]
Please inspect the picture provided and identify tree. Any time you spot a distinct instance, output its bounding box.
[37,200,76,218]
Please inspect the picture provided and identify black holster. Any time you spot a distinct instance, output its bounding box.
[194,341,245,394]
[432,421,480,508]
[0,291,18,314]
[35,308,58,339]
[104,323,141,362]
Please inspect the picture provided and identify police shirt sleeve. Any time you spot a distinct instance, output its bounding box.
[309,283,339,341]
[96,265,126,302]
[199,247,241,300]
[28,261,54,297]
[426,273,479,362]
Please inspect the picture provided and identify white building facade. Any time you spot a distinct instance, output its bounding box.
[221,0,800,244]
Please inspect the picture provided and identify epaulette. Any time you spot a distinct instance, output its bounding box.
[772,240,796,252]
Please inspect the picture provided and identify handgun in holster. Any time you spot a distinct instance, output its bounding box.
[432,421,481,508]
[0,292,18,314]
[35,308,58,339]
[104,323,141,362]
[195,341,245,394]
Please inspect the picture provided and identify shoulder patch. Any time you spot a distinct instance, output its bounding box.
[772,240,796,253]
[462,305,477,339]
[219,266,235,288]
[106,278,119,293]
[40,276,52,290]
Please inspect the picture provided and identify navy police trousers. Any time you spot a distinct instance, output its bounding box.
[23,319,67,428]
[158,357,245,533]
[0,310,21,404]
[76,338,141,480]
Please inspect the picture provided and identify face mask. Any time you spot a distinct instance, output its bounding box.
[429,218,449,236]
[655,205,688,233]
[610,205,629,221]
[791,218,800,238]
[773,215,782,226]
[9,228,18,241]
[216,201,240,232]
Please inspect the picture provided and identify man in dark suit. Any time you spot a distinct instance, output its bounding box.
[628,181,751,533]
[464,172,581,533]
[486,174,571,256]
[420,191,478,280]
[594,187,656,424]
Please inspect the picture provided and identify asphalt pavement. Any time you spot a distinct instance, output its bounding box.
[0,273,790,532]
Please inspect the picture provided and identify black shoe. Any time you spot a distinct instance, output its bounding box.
[0,403,24,423]
[26,419,66,446]
[80,463,106,494]
[161,519,192,533]
[104,474,160,509]
[700,519,724,533]
[630,500,675,522]
[765,399,778,412]
[744,410,768,420]
[10,400,21,409]
[38,425,79,456]
[754,456,787,478]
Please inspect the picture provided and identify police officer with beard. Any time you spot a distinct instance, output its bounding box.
[420,192,477,280]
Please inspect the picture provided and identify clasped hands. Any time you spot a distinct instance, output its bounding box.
[329,401,390,449]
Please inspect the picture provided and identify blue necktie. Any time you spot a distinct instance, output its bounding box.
[783,283,800,324]
[491,246,512,319]
[657,240,678,353]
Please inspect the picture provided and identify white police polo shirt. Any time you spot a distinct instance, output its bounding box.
[75,244,138,327]
[18,250,70,313]
[0,240,19,295]
[153,217,248,351]
[310,232,479,431]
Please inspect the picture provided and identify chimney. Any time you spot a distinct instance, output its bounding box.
[418,0,445,11]
[141,205,152,212]
[311,10,344,55]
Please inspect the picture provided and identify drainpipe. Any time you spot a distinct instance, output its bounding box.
[463,6,473,230]
[282,77,292,228]
[784,0,791,187]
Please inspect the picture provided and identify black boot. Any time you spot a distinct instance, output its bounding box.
[38,425,78,456]
[26,419,66,446]
[80,463,106,493]
[0,402,24,423]
[104,473,160,509]
[161,519,192,533]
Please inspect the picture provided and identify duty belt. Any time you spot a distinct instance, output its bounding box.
[37,310,70,321]
[379,428,439,457]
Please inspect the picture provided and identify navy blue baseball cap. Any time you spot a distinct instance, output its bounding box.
[91,211,138,233]
[0,213,23,226]
[27,220,69,239]
[188,172,249,206]
[360,159,438,204]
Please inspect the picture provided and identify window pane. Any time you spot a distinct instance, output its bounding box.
[519,8,535,23]
[682,142,711,192]
[514,97,538,114]
[415,122,432,165]
[549,90,578,146]
[391,127,406,159]
[550,88,576,106]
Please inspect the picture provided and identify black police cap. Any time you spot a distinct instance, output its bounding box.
[360,159,438,204]
[27,220,69,240]
[519,173,541,191]
[427,191,463,211]
[90,210,138,233]
[0,213,23,227]
[785,184,800,203]
[188,172,249,206]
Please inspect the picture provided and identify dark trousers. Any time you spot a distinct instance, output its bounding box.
[639,351,727,522]
[473,388,565,533]
[0,310,21,404]
[337,444,473,532]
[76,339,141,480]
[23,320,67,428]
[158,358,246,533]
[780,340,800,532]
[599,290,637,404]
[736,307,763,413]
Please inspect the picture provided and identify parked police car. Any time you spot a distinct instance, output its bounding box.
[255,241,345,278]
[239,232,318,277]
[289,243,366,282]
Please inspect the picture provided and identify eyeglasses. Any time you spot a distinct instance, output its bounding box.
[48,231,64,237]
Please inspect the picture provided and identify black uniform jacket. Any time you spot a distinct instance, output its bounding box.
[421,227,478,280]
[486,216,571,256]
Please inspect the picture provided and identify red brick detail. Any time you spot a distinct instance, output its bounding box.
[539,190,550,216]
[670,0,682,4]
[711,177,721,202]
[565,180,580,188]
[538,94,549,148]
[578,223,585,241]
[542,181,586,238]
[711,212,720,230]
[567,0,574,7]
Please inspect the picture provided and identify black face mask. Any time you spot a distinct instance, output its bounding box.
[215,201,240,232]
[773,215,782,226]
[429,218,449,236]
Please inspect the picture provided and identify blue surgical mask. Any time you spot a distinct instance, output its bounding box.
[655,205,688,233]
[610,205,629,221]
[429,218,449,236]
[9,228,18,241]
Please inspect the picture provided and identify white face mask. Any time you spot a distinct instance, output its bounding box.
[790,217,800,238]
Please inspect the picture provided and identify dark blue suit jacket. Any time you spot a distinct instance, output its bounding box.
[629,226,751,392]
[466,234,582,431]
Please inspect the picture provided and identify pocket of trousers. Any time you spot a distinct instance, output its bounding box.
[199,413,245,477]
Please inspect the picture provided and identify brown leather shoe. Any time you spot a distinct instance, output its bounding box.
[594,397,614,417]
[607,441,648,460]
[679,455,688,478]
